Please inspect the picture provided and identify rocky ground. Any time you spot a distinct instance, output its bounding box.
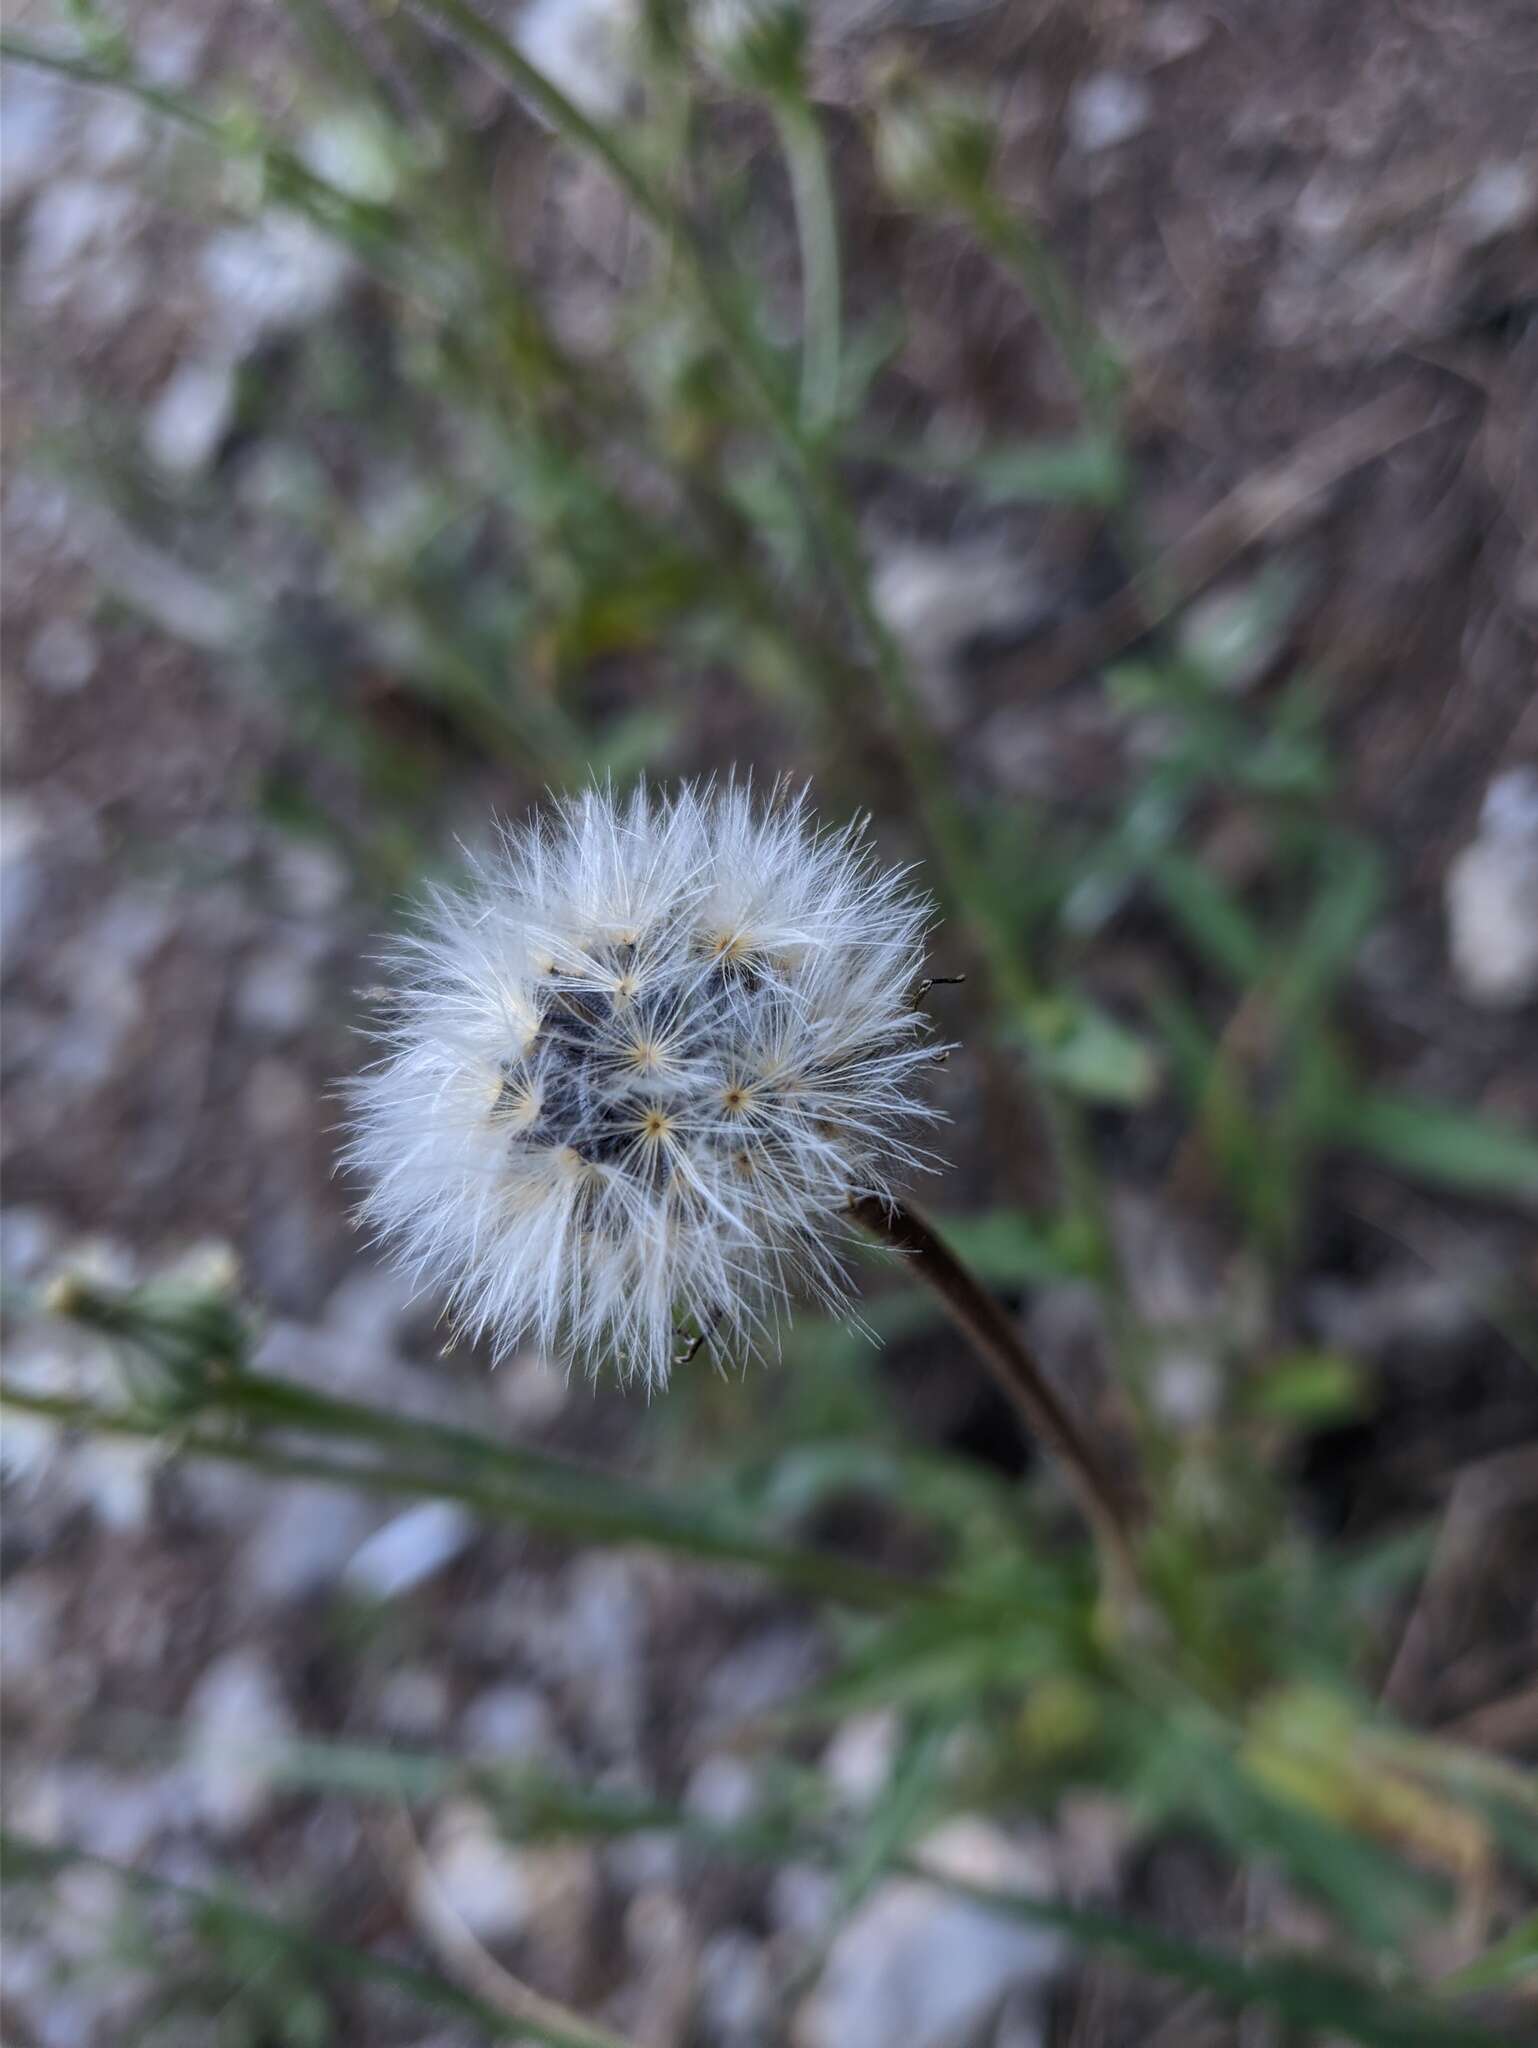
[2,3,1536,2044]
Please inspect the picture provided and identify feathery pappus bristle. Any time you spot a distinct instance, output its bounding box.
[342,780,948,1386]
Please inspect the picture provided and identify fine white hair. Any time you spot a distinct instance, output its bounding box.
[342,780,946,1386]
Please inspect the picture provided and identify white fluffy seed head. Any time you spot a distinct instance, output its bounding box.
[342,781,947,1386]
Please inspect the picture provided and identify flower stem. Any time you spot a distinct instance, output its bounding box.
[771,94,843,434]
[850,1192,1144,1616]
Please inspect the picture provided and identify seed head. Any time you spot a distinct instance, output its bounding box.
[343,781,946,1385]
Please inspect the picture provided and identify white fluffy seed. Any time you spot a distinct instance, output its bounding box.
[342,781,945,1385]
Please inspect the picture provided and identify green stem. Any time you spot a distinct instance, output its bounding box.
[966,189,1119,439]
[0,1379,944,1613]
[963,189,1160,600]
[0,35,448,298]
[772,94,843,434]
[408,6,1036,1005]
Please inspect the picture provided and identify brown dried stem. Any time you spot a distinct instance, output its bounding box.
[850,1193,1144,1616]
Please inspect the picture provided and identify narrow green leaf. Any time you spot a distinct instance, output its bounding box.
[1016,996,1160,1106]
[1149,851,1268,985]
[1138,1722,1447,1953]
[30,1740,1507,2048]
[850,429,1127,506]
[921,1867,1511,2048]
[1323,1089,1538,1204]
[930,1208,1097,1288]
[1271,841,1382,1040]
[1437,1913,1538,1996]
[1247,1350,1372,1426]
[0,1381,940,1612]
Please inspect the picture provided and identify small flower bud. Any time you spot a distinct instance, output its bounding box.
[695,0,808,97]
[872,70,997,212]
[44,1262,252,1418]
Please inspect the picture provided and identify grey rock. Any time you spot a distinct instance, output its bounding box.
[0,1576,59,1699]
[1292,171,1357,248]
[300,113,399,204]
[139,18,210,87]
[491,1346,572,1426]
[26,616,97,693]
[0,794,47,954]
[794,1819,1061,2048]
[3,1313,163,1527]
[145,355,239,478]
[624,1886,696,2044]
[871,540,1049,725]
[376,1665,452,1740]
[344,1501,475,1601]
[243,1056,313,1141]
[1457,162,1537,247]
[249,1316,386,1398]
[47,888,175,1089]
[460,1682,565,1767]
[415,1800,535,1942]
[68,1436,162,1533]
[0,1205,60,1286]
[21,177,140,310]
[416,1802,598,1952]
[605,1827,682,1895]
[235,940,319,1036]
[322,1261,423,1353]
[1141,5,1211,63]
[770,1863,840,1941]
[559,1553,647,1755]
[201,213,353,356]
[1308,1270,1474,1360]
[823,1710,900,1812]
[515,0,639,123]
[700,1623,822,1735]
[697,1929,774,2048]
[1446,767,1538,1008]
[82,97,153,174]
[1,70,66,209]
[270,837,350,918]
[70,500,247,650]
[185,1650,296,1833]
[1067,73,1153,154]
[685,1754,762,1829]
[16,1762,185,1862]
[239,1481,379,1606]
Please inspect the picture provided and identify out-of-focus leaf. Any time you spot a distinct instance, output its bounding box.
[1437,1913,1538,1996]
[1149,851,1268,984]
[1247,1350,1372,1426]
[854,429,1127,507]
[1016,996,1160,1106]
[967,433,1128,507]
[933,1208,1098,1288]
[1177,562,1303,693]
[586,706,682,779]
[1136,1716,1448,1953]
[1241,1687,1489,1915]
[1271,841,1383,1039]
[1323,1088,1538,1204]
[922,1863,1511,2048]
[835,309,907,419]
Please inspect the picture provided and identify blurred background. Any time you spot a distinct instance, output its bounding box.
[2,3,1536,2044]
